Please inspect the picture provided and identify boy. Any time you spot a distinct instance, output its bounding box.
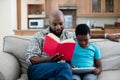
[71,24,102,80]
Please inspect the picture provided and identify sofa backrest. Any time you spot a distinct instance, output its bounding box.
[2,36,120,75]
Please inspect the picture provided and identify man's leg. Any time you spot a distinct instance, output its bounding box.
[27,62,72,80]
[83,74,97,80]
[55,63,73,80]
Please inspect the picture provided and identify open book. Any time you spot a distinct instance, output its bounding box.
[72,67,95,74]
[43,33,76,61]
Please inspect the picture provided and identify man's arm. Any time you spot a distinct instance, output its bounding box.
[30,56,51,64]
[30,53,63,64]
[107,33,120,42]
[91,33,120,42]
[91,34,104,39]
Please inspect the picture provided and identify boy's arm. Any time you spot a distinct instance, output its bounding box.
[92,59,102,74]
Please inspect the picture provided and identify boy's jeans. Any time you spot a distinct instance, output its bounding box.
[27,62,72,80]
[73,73,97,80]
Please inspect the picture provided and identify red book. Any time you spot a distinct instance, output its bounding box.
[43,33,76,61]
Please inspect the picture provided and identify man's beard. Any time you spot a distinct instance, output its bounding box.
[50,28,63,37]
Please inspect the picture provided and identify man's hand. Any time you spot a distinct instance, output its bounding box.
[30,53,63,64]
[107,33,120,42]
[46,53,63,62]
[51,53,64,62]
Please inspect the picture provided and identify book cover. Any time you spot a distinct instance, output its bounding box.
[43,33,76,61]
[72,67,95,74]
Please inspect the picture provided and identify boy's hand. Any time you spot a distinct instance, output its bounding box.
[92,67,101,74]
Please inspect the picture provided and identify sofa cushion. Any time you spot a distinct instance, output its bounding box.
[90,39,120,71]
[98,70,120,80]
[0,52,20,80]
[0,72,5,80]
[3,36,31,74]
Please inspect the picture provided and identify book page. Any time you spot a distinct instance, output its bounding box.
[61,39,75,43]
[47,33,60,43]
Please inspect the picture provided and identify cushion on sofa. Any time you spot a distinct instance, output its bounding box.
[0,52,20,80]
[90,39,120,71]
[3,36,31,74]
[98,70,120,80]
[0,72,5,80]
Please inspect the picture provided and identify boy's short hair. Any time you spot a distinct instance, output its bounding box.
[75,24,90,36]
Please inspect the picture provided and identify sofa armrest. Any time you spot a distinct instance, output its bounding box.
[0,52,20,80]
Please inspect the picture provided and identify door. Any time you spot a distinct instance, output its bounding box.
[60,9,76,29]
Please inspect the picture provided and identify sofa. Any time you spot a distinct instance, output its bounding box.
[0,35,120,80]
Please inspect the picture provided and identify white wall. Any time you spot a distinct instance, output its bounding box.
[0,0,17,51]
[21,0,27,29]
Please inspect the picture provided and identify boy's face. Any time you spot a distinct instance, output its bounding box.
[76,34,91,48]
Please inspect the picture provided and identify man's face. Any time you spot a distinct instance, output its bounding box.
[76,34,90,48]
[49,15,64,37]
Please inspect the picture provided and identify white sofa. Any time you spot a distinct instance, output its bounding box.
[0,35,120,80]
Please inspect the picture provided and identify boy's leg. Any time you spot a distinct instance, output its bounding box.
[27,62,72,80]
[73,74,81,80]
[83,74,97,80]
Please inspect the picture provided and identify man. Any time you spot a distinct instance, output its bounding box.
[26,10,120,80]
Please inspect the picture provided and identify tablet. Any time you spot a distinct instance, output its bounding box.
[72,67,95,74]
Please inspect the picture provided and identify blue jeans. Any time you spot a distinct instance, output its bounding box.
[73,73,97,80]
[27,62,73,80]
